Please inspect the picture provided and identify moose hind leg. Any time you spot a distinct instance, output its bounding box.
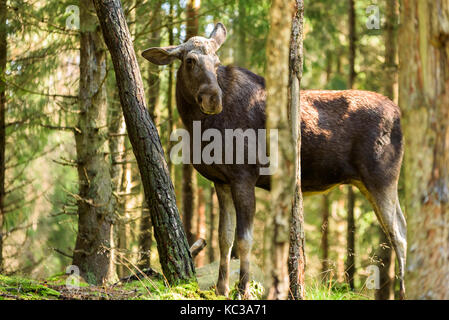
[361,183,407,300]
[215,183,236,297]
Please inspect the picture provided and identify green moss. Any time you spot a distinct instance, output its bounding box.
[0,275,61,300]
[229,281,265,300]
[121,278,223,300]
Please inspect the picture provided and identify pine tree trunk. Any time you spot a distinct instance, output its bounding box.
[287,0,305,300]
[345,0,357,290]
[72,0,116,284]
[0,0,6,274]
[108,91,127,277]
[236,0,247,68]
[376,0,398,300]
[345,187,355,290]
[182,164,196,245]
[266,0,296,300]
[208,186,215,263]
[399,0,449,299]
[138,0,163,271]
[166,0,175,179]
[92,0,195,284]
[195,186,206,267]
[320,195,330,281]
[182,0,201,247]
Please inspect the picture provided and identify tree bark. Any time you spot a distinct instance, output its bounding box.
[236,0,247,68]
[195,186,206,266]
[72,0,116,285]
[345,187,355,290]
[399,0,449,299]
[0,0,6,273]
[287,0,305,300]
[182,0,200,247]
[266,0,296,300]
[320,195,330,281]
[186,0,200,41]
[182,163,196,245]
[138,0,163,271]
[92,0,195,284]
[108,91,127,277]
[345,0,357,291]
[208,186,215,263]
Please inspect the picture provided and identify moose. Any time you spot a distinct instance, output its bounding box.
[142,23,407,299]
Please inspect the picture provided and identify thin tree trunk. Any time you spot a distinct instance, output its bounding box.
[138,0,163,271]
[182,0,200,247]
[195,186,206,267]
[345,0,356,291]
[92,0,195,284]
[208,186,215,263]
[236,0,247,68]
[182,164,196,245]
[287,0,305,300]
[108,91,127,277]
[266,0,296,300]
[72,0,116,284]
[320,195,330,281]
[166,0,175,179]
[0,0,6,273]
[399,0,449,299]
[345,186,355,290]
[186,0,200,40]
[376,0,398,300]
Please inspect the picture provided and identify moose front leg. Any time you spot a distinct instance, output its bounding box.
[215,183,236,297]
[231,182,256,299]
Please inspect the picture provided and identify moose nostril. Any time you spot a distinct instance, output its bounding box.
[197,96,203,104]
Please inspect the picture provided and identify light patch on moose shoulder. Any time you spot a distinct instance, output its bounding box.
[301,99,332,138]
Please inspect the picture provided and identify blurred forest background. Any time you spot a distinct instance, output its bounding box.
[0,0,447,300]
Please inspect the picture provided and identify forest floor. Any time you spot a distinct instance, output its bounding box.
[0,272,370,300]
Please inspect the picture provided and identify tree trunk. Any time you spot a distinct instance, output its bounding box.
[375,0,398,300]
[266,0,296,300]
[182,0,200,247]
[399,0,449,299]
[320,195,330,281]
[108,91,127,277]
[182,164,196,245]
[345,187,355,290]
[138,0,163,271]
[345,0,357,291]
[376,228,395,299]
[72,0,116,285]
[0,0,6,274]
[92,0,195,284]
[195,186,206,267]
[287,0,305,300]
[186,0,200,40]
[166,0,175,178]
[236,0,247,68]
[208,186,215,263]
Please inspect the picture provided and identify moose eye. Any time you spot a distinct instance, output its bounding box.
[186,57,195,66]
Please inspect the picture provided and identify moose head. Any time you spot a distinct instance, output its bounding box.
[142,23,227,115]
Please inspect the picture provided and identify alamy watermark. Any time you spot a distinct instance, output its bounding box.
[169,121,278,175]
[366,5,380,30]
[65,5,80,30]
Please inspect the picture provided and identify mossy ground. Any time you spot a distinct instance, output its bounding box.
[0,273,368,300]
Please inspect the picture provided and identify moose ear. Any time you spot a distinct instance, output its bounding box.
[209,23,227,50]
[141,46,182,65]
